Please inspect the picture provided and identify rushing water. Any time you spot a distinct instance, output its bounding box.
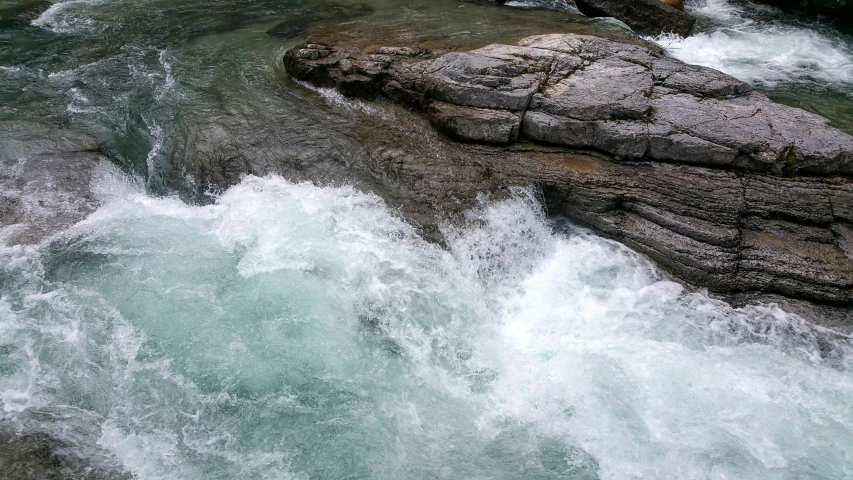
[3,173,853,479]
[2,0,853,478]
[649,0,853,133]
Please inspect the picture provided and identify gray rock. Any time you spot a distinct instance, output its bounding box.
[0,120,104,245]
[287,34,853,177]
[573,0,696,36]
[281,33,853,330]
[0,0,52,28]
[428,102,521,145]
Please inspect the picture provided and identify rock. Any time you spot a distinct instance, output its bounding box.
[286,34,852,176]
[428,102,521,145]
[0,429,131,480]
[661,0,684,10]
[751,0,853,26]
[265,3,375,41]
[0,0,52,28]
[0,120,104,245]
[282,33,853,329]
[573,0,695,36]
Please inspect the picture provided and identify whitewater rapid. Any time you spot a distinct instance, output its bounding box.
[650,0,853,87]
[2,173,852,479]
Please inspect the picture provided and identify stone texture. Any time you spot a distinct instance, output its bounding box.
[279,33,853,329]
[285,34,853,176]
[0,120,104,245]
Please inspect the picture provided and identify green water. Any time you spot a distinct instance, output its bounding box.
[2,1,853,479]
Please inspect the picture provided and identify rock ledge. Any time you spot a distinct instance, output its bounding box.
[282,34,853,326]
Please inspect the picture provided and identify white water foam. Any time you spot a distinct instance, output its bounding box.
[1,176,851,479]
[650,0,853,87]
[32,0,106,34]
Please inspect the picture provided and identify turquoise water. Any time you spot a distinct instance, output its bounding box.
[2,174,853,479]
[2,0,853,478]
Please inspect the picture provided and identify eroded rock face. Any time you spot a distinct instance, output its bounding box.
[0,0,52,28]
[283,34,853,324]
[0,120,104,245]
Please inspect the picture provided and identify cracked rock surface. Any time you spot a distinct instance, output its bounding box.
[280,33,853,329]
[286,34,853,176]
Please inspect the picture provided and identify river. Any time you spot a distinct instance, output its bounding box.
[2,1,853,479]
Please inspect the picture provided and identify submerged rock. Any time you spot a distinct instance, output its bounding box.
[282,33,853,327]
[0,430,130,480]
[265,3,375,41]
[0,120,104,245]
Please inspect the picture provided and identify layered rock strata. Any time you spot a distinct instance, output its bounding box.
[282,34,853,321]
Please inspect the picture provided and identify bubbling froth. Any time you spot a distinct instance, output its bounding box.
[0,175,851,479]
[648,0,853,88]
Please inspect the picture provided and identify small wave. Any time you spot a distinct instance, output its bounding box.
[31,0,105,34]
[66,87,93,114]
[649,0,853,87]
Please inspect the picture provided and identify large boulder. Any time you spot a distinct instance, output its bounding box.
[573,0,695,36]
[752,0,853,25]
[285,35,852,176]
[282,34,853,327]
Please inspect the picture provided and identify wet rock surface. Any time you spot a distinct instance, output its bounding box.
[467,0,695,36]
[0,120,104,246]
[753,0,853,26]
[573,0,695,36]
[0,430,131,480]
[0,0,52,28]
[282,33,853,328]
